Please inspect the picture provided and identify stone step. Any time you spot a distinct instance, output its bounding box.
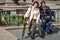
[2,25,29,30]
[2,22,60,30]
[0,27,18,40]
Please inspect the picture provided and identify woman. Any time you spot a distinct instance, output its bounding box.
[24,1,40,39]
[39,1,52,35]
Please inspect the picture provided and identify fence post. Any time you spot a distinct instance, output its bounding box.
[16,9,20,26]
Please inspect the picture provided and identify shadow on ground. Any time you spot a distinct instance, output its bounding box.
[24,27,60,40]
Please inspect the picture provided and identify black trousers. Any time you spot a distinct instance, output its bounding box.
[28,20,32,32]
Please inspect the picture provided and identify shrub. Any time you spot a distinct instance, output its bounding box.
[0,20,7,26]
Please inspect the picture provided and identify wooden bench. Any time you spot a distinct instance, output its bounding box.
[22,11,60,38]
[52,22,60,27]
[50,11,60,27]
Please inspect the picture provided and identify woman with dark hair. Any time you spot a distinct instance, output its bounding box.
[39,1,52,36]
[24,1,40,39]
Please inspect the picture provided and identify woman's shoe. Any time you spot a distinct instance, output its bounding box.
[45,32,48,35]
[40,35,45,38]
[27,31,32,35]
[28,32,31,35]
[31,36,35,39]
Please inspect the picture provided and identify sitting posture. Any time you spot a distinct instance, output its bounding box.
[39,1,52,36]
[24,1,40,39]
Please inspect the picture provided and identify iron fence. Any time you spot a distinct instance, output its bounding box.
[0,9,60,26]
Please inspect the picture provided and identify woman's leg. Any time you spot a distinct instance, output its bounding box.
[28,20,32,35]
[40,19,46,37]
[31,20,37,39]
[41,18,46,31]
[45,20,52,34]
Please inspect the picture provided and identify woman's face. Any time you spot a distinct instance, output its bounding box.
[41,3,46,8]
[34,3,38,8]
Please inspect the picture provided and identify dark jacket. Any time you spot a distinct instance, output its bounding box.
[38,6,52,20]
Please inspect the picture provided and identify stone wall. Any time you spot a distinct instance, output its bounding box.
[0,0,60,3]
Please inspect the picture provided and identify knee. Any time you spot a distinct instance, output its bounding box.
[41,19,46,24]
[48,21,52,25]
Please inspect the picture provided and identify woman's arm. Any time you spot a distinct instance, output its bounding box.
[29,8,34,22]
[24,8,31,18]
[24,5,32,18]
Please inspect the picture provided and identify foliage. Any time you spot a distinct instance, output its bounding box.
[0,20,7,26]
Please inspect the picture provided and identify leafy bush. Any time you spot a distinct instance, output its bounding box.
[18,16,26,24]
[0,20,7,26]
[0,15,26,25]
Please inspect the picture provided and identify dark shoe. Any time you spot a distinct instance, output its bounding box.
[28,31,32,35]
[48,29,53,34]
[28,32,31,35]
[40,35,45,38]
[31,36,35,39]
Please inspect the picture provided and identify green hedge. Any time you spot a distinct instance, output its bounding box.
[0,20,7,26]
[0,13,26,25]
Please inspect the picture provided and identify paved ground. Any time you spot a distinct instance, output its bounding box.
[8,27,60,40]
[0,27,18,40]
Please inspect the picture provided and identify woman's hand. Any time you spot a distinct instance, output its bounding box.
[44,16,50,19]
[24,16,29,20]
[36,20,39,25]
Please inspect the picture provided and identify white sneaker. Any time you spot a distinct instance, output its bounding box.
[45,32,48,35]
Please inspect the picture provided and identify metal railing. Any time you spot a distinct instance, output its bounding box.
[0,9,60,26]
[51,9,60,22]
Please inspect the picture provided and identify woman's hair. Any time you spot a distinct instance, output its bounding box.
[32,1,39,7]
[41,1,46,6]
